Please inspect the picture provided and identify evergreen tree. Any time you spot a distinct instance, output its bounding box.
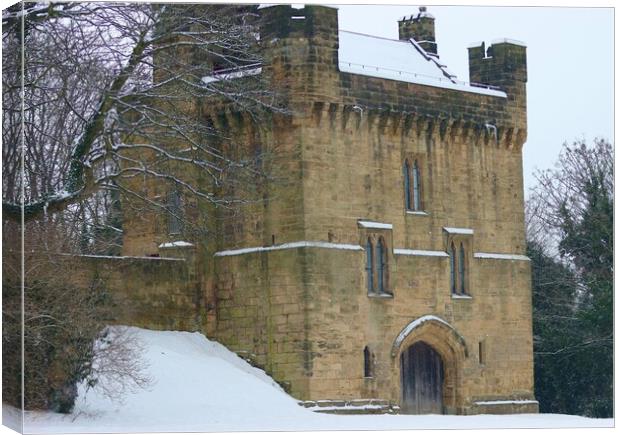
[528,139,613,418]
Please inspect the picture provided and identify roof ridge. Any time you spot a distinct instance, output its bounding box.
[338,29,408,44]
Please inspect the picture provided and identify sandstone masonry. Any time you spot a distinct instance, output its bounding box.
[118,5,537,415]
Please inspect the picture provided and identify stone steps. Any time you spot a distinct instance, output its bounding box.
[300,399,400,415]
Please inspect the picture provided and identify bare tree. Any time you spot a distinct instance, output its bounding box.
[2,2,282,412]
[3,244,152,412]
[3,2,281,229]
[527,138,613,254]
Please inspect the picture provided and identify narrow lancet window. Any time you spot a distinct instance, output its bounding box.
[412,160,421,211]
[364,346,372,377]
[459,242,466,294]
[450,242,457,294]
[167,191,183,235]
[404,159,412,210]
[366,238,374,294]
[376,237,387,293]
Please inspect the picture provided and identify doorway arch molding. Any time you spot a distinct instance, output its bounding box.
[391,315,468,358]
[391,315,469,414]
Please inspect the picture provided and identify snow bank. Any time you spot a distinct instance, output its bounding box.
[16,327,614,433]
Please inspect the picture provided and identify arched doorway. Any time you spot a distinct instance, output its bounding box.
[400,341,444,414]
[392,315,468,414]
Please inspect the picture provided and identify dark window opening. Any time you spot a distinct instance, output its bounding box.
[167,191,183,235]
[376,237,388,294]
[479,340,486,365]
[449,240,469,296]
[404,159,412,210]
[450,242,457,294]
[364,346,372,377]
[459,243,466,294]
[366,238,374,294]
[412,159,421,211]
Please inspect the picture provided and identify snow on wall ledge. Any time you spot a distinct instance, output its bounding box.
[214,241,363,257]
[474,252,530,261]
[358,220,393,230]
[70,253,185,262]
[159,241,195,249]
[443,227,474,235]
[214,242,530,260]
[474,400,539,406]
[394,249,448,257]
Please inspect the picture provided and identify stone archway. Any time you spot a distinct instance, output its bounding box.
[392,315,468,414]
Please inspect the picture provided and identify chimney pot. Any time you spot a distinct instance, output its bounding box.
[398,7,437,55]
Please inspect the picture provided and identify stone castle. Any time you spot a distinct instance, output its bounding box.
[106,4,537,415]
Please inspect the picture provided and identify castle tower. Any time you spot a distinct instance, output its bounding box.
[122,5,536,415]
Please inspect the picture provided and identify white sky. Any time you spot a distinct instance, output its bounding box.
[336,4,614,195]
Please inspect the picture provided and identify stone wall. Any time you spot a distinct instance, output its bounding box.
[212,247,314,398]
[69,254,201,331]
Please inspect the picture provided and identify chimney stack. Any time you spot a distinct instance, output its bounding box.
[398,6,437,55]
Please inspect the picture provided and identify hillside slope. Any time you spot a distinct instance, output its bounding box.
[6,327,612,433]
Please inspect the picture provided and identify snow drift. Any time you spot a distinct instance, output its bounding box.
[5,327,613,433]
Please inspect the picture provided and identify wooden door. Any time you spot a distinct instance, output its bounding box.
[400,341,444,414]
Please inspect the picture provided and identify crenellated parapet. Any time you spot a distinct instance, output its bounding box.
[258,4,338,43]
[306,101,527,150]
[254,4,527,134]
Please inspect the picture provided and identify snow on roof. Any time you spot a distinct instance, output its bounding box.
[468,38,527,50]
[338,30,506,98]
[491,37,527,47]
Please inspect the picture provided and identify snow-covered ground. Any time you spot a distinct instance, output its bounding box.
[3,327,613,434]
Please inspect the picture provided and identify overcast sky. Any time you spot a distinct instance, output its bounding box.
[335,4,614,195]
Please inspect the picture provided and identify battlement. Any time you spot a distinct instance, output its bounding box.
[253,6,526,129]
[468,39,528,88]
[258,4,338,42]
